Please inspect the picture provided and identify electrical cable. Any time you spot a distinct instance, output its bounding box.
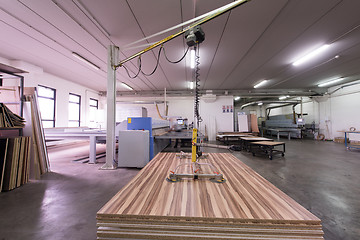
[194,43,202,126]
[140,46,163,76]
[163,46,190,64]
[122,44,190,78]
[122,57,142,79]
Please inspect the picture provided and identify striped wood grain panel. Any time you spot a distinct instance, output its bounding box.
[98,153,320,224]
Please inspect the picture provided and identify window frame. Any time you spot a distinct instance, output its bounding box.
[37,85,56,128]
[88,98,99,128]
[68,93,81,127]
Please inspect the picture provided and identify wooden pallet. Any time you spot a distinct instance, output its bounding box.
[97,153,323,239]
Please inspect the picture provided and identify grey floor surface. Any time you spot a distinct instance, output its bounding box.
[0,138,359,240]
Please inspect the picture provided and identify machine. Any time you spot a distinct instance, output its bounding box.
[166,26,228,184]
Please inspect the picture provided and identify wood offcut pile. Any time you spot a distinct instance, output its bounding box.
[97,153,323,239]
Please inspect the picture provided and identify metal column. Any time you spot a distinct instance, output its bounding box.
[101,45,119,170]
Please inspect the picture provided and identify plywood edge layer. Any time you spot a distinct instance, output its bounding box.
[97,213,321,226]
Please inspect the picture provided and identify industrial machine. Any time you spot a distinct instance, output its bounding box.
[166,26,228,183]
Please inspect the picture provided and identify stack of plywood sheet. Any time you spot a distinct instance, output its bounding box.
[0,103,25,128]
[97,153,323,239]
[0,136,31,191]
[24,88,50,178]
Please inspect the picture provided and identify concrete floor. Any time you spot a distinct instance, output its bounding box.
[0,139,359,240]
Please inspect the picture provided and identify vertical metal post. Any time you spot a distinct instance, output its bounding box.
[20,76,24,117]
[300,97,303,119]
[101,45,119,170]
[164,88,167,116]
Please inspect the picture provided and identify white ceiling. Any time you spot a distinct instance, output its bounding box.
[1,0,360,97]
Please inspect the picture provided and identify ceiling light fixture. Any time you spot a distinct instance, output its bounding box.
[292,44,330,67]
[234,96,241,101]
[121,82,134,90]
[72,52,100,70]
[279,95,290,100]
[258,102,263,106]
[318,77,344,87]
[253,80,268,88]
[190,49,195,69]
[188,81,194,89]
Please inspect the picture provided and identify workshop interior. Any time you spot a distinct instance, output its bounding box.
[0,1,360,240]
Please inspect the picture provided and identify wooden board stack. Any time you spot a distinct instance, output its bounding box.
[24,89,50,178]
[0,103,25,128]
[97,153,323,239]
[0,136,31,192]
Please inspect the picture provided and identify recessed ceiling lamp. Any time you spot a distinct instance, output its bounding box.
[292,44,330,67]
[318,77,344,87]
[121,82,134,90]
[254,80,268,88]
[258,102,263,106]
[190,49,195,69]
[72,52,100,70]
[234,96,241,101]
[188,81,194,89]
[279,95,290,100]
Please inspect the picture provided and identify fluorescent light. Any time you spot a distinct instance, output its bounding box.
[188,81,194,89]
[258,102,263,106]
[292,44,330,67]
[234,96,240,101]
[318,77,344,87]
[279,95,290,100]
[254,80,268,88]
[72,52,100,70]
[190,49,195,69]
[121,82,134,90]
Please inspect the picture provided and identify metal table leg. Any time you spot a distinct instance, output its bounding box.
[89,135,97,164]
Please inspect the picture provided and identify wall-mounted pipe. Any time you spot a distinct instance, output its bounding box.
[241,100,300,110]
[328,80,360,95]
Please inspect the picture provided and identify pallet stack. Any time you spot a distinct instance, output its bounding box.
[0,136,31,191]
[97,153,323,239]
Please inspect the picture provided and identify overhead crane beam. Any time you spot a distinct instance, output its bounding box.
[114,0,251,69]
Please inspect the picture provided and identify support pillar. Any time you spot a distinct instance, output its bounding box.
[101,45,119,170]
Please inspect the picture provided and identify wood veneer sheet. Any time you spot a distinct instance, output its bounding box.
[98,153,320,223]
[97,153,323,239]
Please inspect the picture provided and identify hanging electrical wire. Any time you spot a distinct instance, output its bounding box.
[121,57,142,79]
[163,46,190,64]
[194,43,202,127]
[140,45,163,76]
[121,44,190,78]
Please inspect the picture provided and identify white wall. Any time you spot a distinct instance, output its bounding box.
[116,95,234,140]
[327,81,360,141]
[1,58,102,128]
[199,96,234,140]
[27,72,102,127]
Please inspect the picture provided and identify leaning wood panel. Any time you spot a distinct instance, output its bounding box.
[97,153,323,239]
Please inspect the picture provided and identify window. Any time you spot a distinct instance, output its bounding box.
[37,85,56,128]
[69,93,81,127]
[89,98,98,128]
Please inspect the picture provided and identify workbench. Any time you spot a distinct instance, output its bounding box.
[250,141,285,160]
[240,136,274,151]
[97,152,323,239]
[45,130,106,164]
[338,131,360,150]
[216,133,253,144]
